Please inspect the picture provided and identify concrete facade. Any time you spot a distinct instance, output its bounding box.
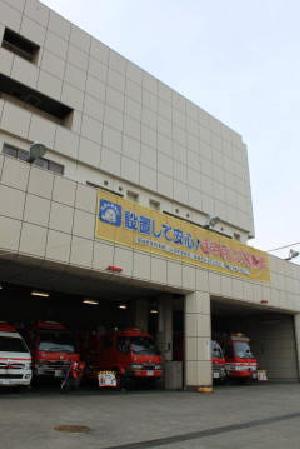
[0,0,299,387]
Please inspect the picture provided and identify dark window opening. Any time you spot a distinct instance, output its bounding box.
[2,28,40,63]
[3,144,64,175]
[0,74,73,126]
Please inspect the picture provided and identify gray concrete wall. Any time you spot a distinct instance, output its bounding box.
[245,314,298,382]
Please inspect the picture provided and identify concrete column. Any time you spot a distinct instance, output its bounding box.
[158,295,173,361]
[294,314,300,380]
[135,299,149,332]
[185,290,211,388]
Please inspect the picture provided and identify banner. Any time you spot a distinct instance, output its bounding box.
[95,190,270,282]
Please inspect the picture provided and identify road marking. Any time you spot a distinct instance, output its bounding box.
[101,411,300,449]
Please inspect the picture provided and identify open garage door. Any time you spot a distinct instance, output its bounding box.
[0,256,184,390]
[211,297,299,382]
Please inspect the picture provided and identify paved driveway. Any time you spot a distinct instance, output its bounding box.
[1,384,300,449]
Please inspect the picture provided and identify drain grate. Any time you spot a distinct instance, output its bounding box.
[54,424,90,434]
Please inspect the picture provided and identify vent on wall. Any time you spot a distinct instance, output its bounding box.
[149,199,160,211]
[2,27,40,63]
[127,190,139,203]
[0,73,73,126]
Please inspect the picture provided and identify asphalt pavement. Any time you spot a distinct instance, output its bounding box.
[0,383,300,449]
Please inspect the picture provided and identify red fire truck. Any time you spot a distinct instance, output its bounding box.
[86,328,163,388]
[30,321,85,388]
[221,334,257,381]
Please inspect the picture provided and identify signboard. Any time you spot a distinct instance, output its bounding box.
[95,189,270,282]
[98,371,117,387]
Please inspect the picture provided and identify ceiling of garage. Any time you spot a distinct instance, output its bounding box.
[0,255,180,301]
[211,296,292,317]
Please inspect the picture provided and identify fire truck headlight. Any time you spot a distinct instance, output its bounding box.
[155,365,162,370]
[130,364,143,370]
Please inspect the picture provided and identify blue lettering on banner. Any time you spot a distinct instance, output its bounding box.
[99,199,201,251]
[124,211,138,230]
[139,216,151,235]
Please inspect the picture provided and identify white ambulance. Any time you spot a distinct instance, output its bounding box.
[0,322,32,388]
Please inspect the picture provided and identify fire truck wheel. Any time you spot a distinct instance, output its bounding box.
[115,371,123,390]
[70,378,81,390]
[15,385,31,393]
[146,378,157,390]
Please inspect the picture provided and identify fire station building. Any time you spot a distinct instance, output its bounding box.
[0,0,300,388]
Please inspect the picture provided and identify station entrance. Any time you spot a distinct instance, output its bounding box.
[211,296,298,382]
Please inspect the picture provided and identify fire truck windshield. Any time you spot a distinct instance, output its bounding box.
[0,336,28,353]
[38,331,75,353]
[234,341,254,359]
[118,336,160,355]
[211,341,224,358]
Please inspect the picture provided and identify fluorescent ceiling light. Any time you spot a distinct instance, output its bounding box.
[31,291,50,297]
[150,309,159,315]
[118,304,127,310]
[83,299,99,305]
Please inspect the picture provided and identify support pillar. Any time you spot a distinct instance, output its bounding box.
[185,291,211,388]
[158,295,173,361]
[294,314,300,380]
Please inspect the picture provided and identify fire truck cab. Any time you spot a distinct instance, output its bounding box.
[0,322,32,388]
[30,321,84,385]
[86,328,163,388]
[222,333,257,381]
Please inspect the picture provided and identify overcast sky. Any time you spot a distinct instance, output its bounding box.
[43,0,300,261]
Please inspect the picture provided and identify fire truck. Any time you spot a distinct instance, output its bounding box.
[221,333,257,381]
[30,321,85,388]
[85,328,163,388]
[211,339,226,382]
[0,322,32,388]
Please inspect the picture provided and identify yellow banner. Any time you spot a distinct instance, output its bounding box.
[95,190,270,282]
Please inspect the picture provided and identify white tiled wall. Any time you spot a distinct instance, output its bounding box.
[0,152,298,315]
[0,153,298,387]
[0,0,254,240]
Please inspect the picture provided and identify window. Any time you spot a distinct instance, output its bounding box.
[2,144,17,158]
[126,190,139,203]
[48,160,64,175]
[3,144,64,175]
[38,330,75,353]
[149,199,160,211]
[2,27,40,63]
[117,336,160,355]
[0,74,73,126]
[0,336,28,353]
